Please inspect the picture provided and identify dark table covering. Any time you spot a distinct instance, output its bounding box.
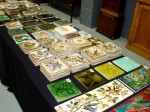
[0,25,92,112]
[1,25,143,112]
[0,26,61,112]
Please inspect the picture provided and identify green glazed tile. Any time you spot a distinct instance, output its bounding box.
[47,78,81,102]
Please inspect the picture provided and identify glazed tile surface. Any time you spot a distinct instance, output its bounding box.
[112,56,140,72]
[119,67,150,92]
[55,80,134,112]
[47,78,81,102]
[74,69,107,89]
[81,46,108,60]
[94,62,125,80]
[110,86,150,112]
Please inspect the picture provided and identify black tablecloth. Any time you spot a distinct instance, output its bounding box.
[0,26,61,112]
[0,26,92,112]
[1,25,142,112]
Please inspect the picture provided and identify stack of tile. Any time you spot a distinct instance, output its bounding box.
[28,48,55,66]
[18,39,43,54]
[67,36,92,52]
[81,46,108,65]
[40,58,70,82]
[55,25,78,41]
[12,34,32,44]
[48,41,75,57]
[98,42,122,59]
[62,53,90,73]
[5,3,19,15]
[32,30,57,48]
[5,21,23,29]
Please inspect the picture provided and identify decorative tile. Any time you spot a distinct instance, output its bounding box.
[112,56,140,72]
[24,25,42,34]
[81,46,108,65]
[55,25,77,35]
[47,78,81,102]
[53,19,71,26]
[110,86,150,112]
[63,53,90,73]
[94,62,125,80]
[49,41,74,57]
[74,69,107,89]
[19,39,42,54]
[5,21,23,29]
[32,30,52,40]
[118,66,150,92]
[40,58,69,76]
[98,42,122,58]
[55,80,134,112]
[87,37,103,46]
[67,36,92,50]
[28,48,54,66]
[8,28,26,37]
[12,34,32,44]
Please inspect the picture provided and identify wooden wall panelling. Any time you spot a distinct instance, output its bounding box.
[126,0,150,60]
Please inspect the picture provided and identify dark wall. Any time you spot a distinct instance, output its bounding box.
[121,0,136,39]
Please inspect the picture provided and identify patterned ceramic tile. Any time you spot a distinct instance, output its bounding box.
[55,80,134,112]
[40,58,69,76]
[94,62,125,80]
[112,56,140,72]
[55,25,77,35]
[67,36,92,50]
[12,34,32,44]
[47,78,81,102]
[118,66,150,92]
[32,30,52,40]
[81,46,108,65]
[110,86,150,112]
[74,69,107,89]
[28,48,54,66]
[63,53,90,73]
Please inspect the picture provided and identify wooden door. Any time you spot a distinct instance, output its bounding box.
[126,0,150,60]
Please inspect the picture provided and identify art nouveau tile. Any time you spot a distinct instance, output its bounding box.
[81,46,108,65]
[63,53,90,73]
[98,42,122,59]
[110,86,150,112]
[55,80,134,112]
[118,66,150,92]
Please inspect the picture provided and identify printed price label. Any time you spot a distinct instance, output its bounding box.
[144,66,149,69]
[66,78,71,82]
[89,69,94,72]
[108,62,112,65]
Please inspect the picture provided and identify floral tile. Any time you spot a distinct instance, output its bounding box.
[118,66,150,92]
[55,80,134,112]
[110,86,150,112]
